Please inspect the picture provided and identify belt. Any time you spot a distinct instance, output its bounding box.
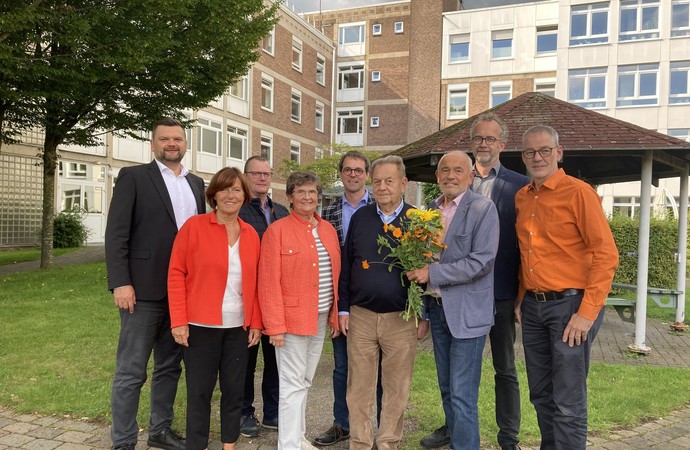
[525,289,584,302]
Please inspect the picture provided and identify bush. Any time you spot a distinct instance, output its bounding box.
[53,207,90,248]
[609,214,680,289]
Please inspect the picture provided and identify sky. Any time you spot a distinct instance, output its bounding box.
[287,0,538,13]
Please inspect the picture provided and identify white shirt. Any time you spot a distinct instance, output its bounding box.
[154,159,198,230]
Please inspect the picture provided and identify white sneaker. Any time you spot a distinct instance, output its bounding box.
[301,437,318,450]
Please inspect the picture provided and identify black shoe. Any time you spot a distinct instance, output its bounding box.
[113,444,135,450]
[240,414,260,438]
[262,416,278,430]
[147,428,185,450]
[501,445,521,450]
[313,425,350,446]
[420,425,450,449]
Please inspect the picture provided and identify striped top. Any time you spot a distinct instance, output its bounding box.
[313,225,334,313]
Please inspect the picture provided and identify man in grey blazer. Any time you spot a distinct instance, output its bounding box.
[105,118,205,450]
[407,151,499,450]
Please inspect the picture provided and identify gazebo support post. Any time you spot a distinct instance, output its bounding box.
[672,166,688,331]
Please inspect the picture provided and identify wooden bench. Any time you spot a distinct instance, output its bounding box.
[606,282,683,323]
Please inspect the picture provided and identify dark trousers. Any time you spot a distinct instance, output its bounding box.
[242,333,279,420]
[489,299,521,447]
[331,333,383,430]
[111,300,181,447]
[184,325,249,450]
[521,294,605,450]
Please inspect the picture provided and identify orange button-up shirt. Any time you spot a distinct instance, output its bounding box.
[515,169,619,320]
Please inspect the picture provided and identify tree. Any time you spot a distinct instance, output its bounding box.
[278,143,380,189]
[0,0,278,268]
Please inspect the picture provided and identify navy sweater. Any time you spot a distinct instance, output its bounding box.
[338,202,413,313]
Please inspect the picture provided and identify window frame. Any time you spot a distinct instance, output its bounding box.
[262,26,275,56]
[669,61,690,104]
[394,22,404,34]
[490,81,512,107]
[616,63,659,107]
[316,54,326,86]
[372,23,382,36]
[672,0,690,37]
[290,140,301,163]
[336,109,364,136]
[260,132,273,164]
[196,116,223,156]
[229,76,248,100]
[447,84,469,120]
[315,101,325,132]
[569,2,609,46]
[536,26,558,55]
[226,124,248,162]
[291,89,302,123]
[448,34,470,63]
[371,70,381,82]
[338,64,365,91]
[339,23,365,45]
[619,0,660,41]
[535,78,556,97]
[491,30,513,60]
[260,74,274,112]
[370,116,380,128]
[292,37,303,72]
[568,67,607,108]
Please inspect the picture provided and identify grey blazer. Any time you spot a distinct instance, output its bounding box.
[428,189,500,339]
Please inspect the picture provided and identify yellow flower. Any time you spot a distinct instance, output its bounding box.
[362,260,370,269]
[383,223,389,232]
[393,227,403,238]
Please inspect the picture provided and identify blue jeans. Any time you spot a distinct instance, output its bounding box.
[332,333,382,430]
[428,301,485,450]
[520,294,604,450]
[111,300,182,447]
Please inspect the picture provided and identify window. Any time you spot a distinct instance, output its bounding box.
[261,75,273,112]
[262,26,275,55]
[371,70,381,82]
[291,89,302,123]
[197,117,222,155]
[227,125,247,161]
[260,132,273,162]
[568,68,607,108]
[668,129,690,142]
[672,0,690,37]
[536,26,558,54]
[64,162,88,179]
[613,196,639,218]
[490,82,511,107]
[337,110,363,135]
[290,141,301,163]
[535,79,556,97]
[292,37,303,72]
[315,102,324,132]
[316,54,326,85]
[315,147,324,159]
[373,24,382,35]
[230,76,247,100]
[570,3,609,46]
[447,85,468,119]
[394,22,404,33]
[491,30,513,59]
[619,0,659,41]
[617,64,659,106]
[370,116,380,128]
[670,61,690,104]
[449,34,470,63]
[339,24,365,45]
[338,65,364,90]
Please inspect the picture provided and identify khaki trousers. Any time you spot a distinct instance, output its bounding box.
[346,306,417,450]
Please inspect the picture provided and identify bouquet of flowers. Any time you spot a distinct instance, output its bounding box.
[373,208,446,325]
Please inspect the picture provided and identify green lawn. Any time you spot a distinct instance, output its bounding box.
[1,262,690,449]
[0,247,77,266]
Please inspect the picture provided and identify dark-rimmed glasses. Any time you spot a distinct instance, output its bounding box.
[245,171,273,179]
[342,167,365,176]
[471,136,499,145]
[522,147,555,159]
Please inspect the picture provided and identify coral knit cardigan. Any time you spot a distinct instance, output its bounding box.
[168,211,262,330]
[259,211,341,336]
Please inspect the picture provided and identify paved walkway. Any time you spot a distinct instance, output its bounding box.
[1,246,690,449]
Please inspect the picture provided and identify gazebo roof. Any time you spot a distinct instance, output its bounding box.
[394,92,690,184]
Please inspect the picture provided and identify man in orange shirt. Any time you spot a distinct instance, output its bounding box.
[514,125,618,450]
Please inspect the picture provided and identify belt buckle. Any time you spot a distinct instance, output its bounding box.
[535,292,547,303]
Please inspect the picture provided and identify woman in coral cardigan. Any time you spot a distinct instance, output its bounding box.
[168,167,262,450]
[259,171,341,450]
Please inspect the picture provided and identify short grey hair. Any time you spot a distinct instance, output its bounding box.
[470,112,508,142]
[370,155,406,179]
[522,125,559,147]
[286,170,322,195]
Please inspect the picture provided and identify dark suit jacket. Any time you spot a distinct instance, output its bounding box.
[105,160,205,301]
[479,165,530,301]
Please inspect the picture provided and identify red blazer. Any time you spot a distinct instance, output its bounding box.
[168,211,261,329]
[259,211,341,336]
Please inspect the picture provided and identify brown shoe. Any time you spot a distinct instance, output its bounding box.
[313,425,350,446]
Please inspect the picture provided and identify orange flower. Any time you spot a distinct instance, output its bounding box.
[423,252,433,258]
[362,260,370,269]
[392,227,403,238]
[383,223,389,232]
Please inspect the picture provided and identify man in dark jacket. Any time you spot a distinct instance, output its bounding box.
[238,155,289,437]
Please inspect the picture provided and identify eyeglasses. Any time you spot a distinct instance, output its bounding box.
[522,147,556,159]
[245,171,273,179]
[471,136,499,145]
[342,167,365,176]
[292,189,319,198]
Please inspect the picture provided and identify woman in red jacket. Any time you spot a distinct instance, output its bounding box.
[168,167,261,450]
[259,171,341,450]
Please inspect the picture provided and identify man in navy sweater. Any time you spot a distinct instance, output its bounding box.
[339,155,429,450]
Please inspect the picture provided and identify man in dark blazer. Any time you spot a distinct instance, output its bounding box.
[105,118,205,450]
[408,150,499,450]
